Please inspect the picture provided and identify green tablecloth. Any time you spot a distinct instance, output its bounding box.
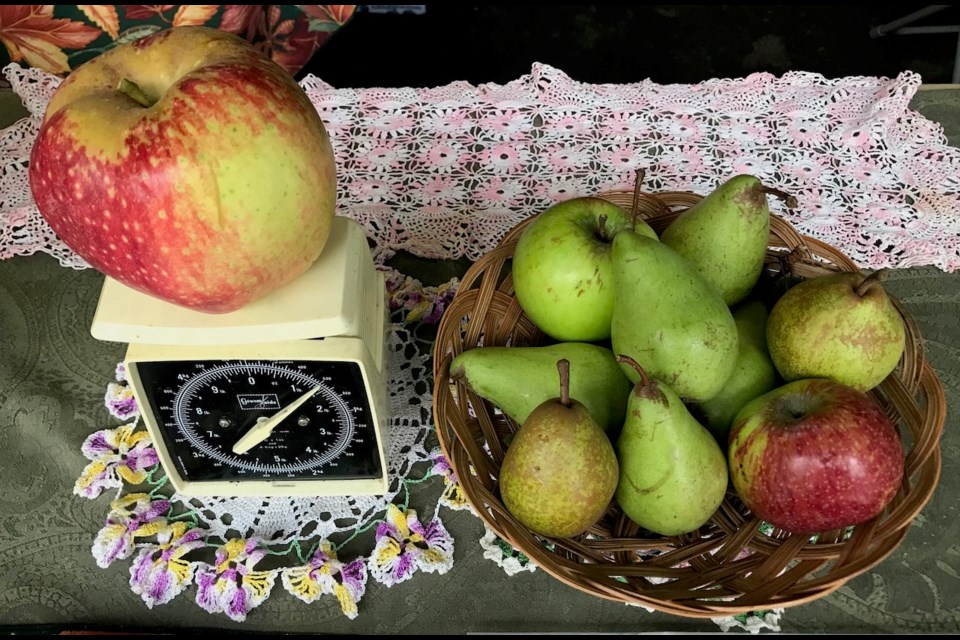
[0,90,958,634]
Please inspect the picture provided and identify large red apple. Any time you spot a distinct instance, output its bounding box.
[728,378,904,534]
[29,26,337,313]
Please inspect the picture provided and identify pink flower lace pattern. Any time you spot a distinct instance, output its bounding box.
[3,62,959,271]
[303,65,960,271]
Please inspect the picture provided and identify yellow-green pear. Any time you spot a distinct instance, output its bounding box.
[610,230,738,402]
[499,360,619,538]
[614,356,728,537]
[766,270,906,391]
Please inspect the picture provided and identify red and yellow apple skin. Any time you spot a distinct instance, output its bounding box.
[729,378,904,535]
[29,26,337,313]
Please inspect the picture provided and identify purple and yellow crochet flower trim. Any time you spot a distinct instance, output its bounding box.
[430,449,470,511]
[75,424,160,498]
[130,522,206,608]
[370,504,455,587]
[282,541,368,619]
[195,538,277,623]
[76,365,461,623]
[385,270,459,324]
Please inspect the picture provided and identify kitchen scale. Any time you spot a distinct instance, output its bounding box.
[90,216,389,497]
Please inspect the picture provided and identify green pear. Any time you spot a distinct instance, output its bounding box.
[660,174,785,306]
[767,270,906,391]
[610,230,738,402]
[499,360,619,538]
[696,301,779,442]
[513,197,657,342]
[614,356,728,536]
[449,342,631,435]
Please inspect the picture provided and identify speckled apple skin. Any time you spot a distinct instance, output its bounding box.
[29,27,336,313]
[512,197,654,342]
[729,378,905,535]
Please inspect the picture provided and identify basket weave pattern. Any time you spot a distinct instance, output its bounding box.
[431,189,947,617]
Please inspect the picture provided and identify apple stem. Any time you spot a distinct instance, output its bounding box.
[597,213,609,241]
[616,354,651,388]
[557,359,571,407]
[855,269,889,296]
[117,78,153,108]
[630,168,646,232]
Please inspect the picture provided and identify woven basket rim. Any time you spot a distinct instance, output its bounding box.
[431,188,947,618]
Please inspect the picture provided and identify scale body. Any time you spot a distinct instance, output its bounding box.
[91,217,389,497]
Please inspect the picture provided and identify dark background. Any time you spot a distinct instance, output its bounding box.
[303,5,960,87]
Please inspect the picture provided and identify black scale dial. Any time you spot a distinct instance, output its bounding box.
[136,360,382,482]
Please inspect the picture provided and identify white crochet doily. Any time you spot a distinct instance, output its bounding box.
[80,320,437,543]
[169,325,435,542]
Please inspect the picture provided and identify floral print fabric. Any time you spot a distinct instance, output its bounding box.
[0,5,354,76]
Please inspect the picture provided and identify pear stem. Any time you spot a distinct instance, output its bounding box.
[630,168,646,232]
[117,78,153,108]
[616,354,651,388]
[597,213,609,241]
[855,269,889,296]
[759,185,798,209]
[557,359,571,407]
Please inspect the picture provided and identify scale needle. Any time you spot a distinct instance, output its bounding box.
[232,386,321,454]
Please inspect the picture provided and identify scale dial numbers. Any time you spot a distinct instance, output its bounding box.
[136,360,382,482]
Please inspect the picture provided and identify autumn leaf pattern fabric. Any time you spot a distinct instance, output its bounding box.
[0,5,355,76]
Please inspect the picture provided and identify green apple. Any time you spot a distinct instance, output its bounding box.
[29,26,337,313]
[512,197,656,341]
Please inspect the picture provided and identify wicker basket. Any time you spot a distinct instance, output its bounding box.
[431,187,947,617]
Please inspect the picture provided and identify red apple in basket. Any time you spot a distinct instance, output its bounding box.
[29,26,337,313]
[728,378,904,535]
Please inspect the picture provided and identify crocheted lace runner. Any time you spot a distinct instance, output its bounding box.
[3,62,959,271]
[10,60,958,630]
